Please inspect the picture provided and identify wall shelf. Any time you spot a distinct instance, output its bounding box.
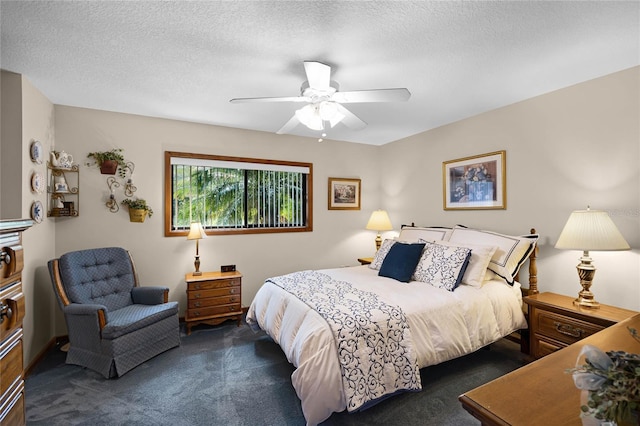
[47,163,79,217]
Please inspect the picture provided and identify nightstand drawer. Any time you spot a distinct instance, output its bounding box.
[187,285,240,300]
[187,303,241,319]
[189,278,240,290]
[532,336,565,357]
[187,294,240,308]
[533,310,604,345]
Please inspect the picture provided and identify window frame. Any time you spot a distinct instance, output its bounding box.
[164,151,313,237]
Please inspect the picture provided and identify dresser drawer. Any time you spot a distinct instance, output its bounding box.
[187,285,240,300]
[186,303,241,320]
[532,309,604,345]
[187,294,240,309]
[0,281,25,342]
[188,278,240,291]
[0,329,23,404]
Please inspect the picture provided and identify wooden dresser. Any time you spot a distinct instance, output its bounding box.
[525,292,637,359]
[184,271,242,335]
[0,219,33,426]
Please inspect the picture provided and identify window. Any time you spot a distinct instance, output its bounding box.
[164,152,313,236]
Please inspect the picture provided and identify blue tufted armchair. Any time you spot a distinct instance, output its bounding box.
[48,247,180,378]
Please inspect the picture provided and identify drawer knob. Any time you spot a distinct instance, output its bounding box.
[230,288,236,294]
[194,284,201,289]
[0,303,12,324]
[554,321,583,338]
[229,306,234,312]
[0,251,10,269]
[195,294,201,299]
[194,302,201,307]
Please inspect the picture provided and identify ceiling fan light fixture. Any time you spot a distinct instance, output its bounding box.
[318,101,338,120]
[295,104,324,131]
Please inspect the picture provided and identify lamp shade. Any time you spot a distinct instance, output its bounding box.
[366,210,393,231]
[555,208,630,251]
[187,222,207,240]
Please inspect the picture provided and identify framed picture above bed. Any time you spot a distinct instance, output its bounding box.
[328,177,361,210]
[443,150,506,210]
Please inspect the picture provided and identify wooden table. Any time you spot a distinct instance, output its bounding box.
[459,313,640,425]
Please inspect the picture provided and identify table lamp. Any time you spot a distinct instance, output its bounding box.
[555,207,630,308]
[366,210,393,251]
[187,222,207,276]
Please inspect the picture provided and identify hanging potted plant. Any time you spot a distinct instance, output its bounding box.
[121,198,153,223]
[87,149,128,177]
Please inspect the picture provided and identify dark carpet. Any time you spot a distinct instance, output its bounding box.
[25,320,530,426]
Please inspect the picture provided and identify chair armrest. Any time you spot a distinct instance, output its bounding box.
[63,303,109,331]
[131,286,169,305]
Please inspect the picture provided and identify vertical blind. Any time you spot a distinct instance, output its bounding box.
[169,155,310,232]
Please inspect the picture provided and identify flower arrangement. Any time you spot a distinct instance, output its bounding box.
[569,327,640,425]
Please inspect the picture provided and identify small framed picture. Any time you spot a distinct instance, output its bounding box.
[443,151,506,210]
[328,177,361,210]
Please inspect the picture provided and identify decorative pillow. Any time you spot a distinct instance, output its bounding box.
[369,238,396,270]
[378,242,426,283]
[423,240,498,288]
[448,225,538,285]
[398,226,452,243]
[412,241,472,291]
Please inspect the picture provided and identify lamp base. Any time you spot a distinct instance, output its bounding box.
[573,294,600,308]
[573,253,599,309]
[193,255,202,276]
[375,233,382,251]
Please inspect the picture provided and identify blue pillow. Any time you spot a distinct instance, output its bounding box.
[378,242,426,282]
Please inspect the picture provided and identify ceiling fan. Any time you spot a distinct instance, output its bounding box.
[230,61,411,135]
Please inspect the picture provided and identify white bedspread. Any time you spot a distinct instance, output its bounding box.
[246,265,527,426]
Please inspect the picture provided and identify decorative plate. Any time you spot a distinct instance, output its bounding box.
[31,172,45,193]
[30,140,44,164]
[31,200,44,223]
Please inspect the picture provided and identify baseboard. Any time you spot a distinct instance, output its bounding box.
[24,335,68,378]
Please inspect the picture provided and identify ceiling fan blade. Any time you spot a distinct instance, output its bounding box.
[332,88,411,103]
[230,96,309,103]
[276,114,300,134]
[304,61,331,90]
[335,104,367,130]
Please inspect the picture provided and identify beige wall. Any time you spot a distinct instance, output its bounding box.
[380,66,640,310]
[53,106,381,333]
[1,71,57,366]
[4,66,639,367]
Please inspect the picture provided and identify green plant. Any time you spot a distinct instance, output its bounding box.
[87,149,129,178]
[568,330,640,425]
[121,198,153,217]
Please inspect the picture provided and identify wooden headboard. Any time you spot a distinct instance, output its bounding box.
[516,227,538,296]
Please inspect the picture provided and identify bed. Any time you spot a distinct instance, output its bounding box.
[246,225,539,425]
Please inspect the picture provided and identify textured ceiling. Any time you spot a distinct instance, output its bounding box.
[1,1,638,145]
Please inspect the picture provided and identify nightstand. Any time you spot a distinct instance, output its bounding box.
[357,257,373,265]
[524,292,638,359]
[185,271,242,335]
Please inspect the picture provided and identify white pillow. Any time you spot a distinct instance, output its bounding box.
[427,240,498,288]
[398,226,451,243]
[369,239,396,270]
[412,241,472,291]
[448,226,538,284]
